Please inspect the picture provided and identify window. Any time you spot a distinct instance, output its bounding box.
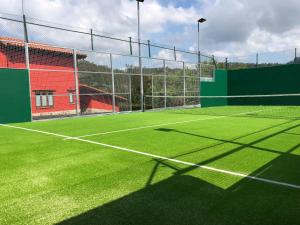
[35,91,54,108]
[69,93,74,104]
[48,94,54,106]
[36,95,41,107]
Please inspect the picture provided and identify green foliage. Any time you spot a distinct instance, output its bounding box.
[77,60,201,110]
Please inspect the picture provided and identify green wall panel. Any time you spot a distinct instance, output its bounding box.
[201,70,228,107]
[0,69,31,123]
[227,64,300,105]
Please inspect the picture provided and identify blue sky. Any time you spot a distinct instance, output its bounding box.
[158,0,198,8]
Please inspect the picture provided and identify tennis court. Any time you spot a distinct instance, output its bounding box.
[1,105,300,225]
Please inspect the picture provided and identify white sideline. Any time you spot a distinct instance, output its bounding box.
[71,107,282,139]
[1,123,300,190]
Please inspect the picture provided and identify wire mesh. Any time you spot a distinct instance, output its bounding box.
[165,60,185,107]
[28,43,77,119]
[142,58,165,109]
[26,17,91,50]
[77,50,113,115]
[185,63,200,106]
[0,13,24,40]
[0,39,26,69]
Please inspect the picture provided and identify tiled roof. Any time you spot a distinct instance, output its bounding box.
[0,36,86,58]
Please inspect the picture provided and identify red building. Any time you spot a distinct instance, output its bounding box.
[0,37,121,118]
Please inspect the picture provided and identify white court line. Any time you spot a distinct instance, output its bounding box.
[1,123,300,190]
[70,107,282,139]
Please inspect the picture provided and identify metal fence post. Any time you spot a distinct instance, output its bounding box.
[197,51,201,78]
[22,14,29,43]
[151,74,154,109]
[199,62,202,106]
[183,61,186,106]
[212,55,217,68]
[90,29,94,51]
[73,49,80,116]
[110,53,116,113]
[174,46,177,61]
[25,42,33,121]
[148,40,151,58]
[129,74,132,111]
[164,59,167,108]
[256,53,259,67]
[225,58,228,70]
[129,37,133,55]
[295,48,297,63]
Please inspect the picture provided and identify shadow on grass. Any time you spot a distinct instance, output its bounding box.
[155,121,298,165]
[171,106,300,121]
[56,121,300,225]
[56,170,300,225]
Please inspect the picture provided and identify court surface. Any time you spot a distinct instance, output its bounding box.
[1,106,300,225]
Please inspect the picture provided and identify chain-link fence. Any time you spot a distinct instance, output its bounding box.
[0,38,214,120]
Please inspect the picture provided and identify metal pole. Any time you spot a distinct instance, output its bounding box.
[199,62,202,106]
[198,51,201,78]
[174,46,177,61]
[110,53,116,113]
[198,22,200,65]
[164,59,167,108]
[23,14,29,43]
[183,61,186,106]
[22,0,25,15]
[212,55,217,69]
[148,40,151,58]
[256,53,259,67]
[25,42,33,121]
[90,29,94,51]
[295,48,297,63]
[137,1,144,111]
[73,49,80,116]
[151,75,154,109]
[129,37,133,55]
[129,75,132,111]
[225,58,228,70]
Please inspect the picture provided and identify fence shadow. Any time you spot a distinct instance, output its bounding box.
[56,119,300,225]
[56,163,300,225]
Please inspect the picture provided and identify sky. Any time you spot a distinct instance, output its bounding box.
[1,0,300,62]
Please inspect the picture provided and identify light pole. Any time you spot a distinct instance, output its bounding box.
[137,0,144,111]
[197,18,206,107]
[22,0,25,15]
[197,18,206,65]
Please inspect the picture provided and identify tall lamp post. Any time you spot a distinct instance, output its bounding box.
[137,0,144,111]
[197,18,206,65]
[197,18,206,107]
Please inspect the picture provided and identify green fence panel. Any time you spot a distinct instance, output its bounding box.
[201,70,228,107]
[227,64,300,106]
[0,69,31,123]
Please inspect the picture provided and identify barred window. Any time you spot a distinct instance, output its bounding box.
[35,91,54,108]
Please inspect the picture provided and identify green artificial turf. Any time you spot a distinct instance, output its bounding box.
[0,106,300,225]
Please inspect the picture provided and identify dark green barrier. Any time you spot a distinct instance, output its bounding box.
[0,69,31,123]
[228,64,300,105]
[201,70,228,107]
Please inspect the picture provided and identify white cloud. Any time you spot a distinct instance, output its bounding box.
[0,0,300,61]
[155,49,185,62]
